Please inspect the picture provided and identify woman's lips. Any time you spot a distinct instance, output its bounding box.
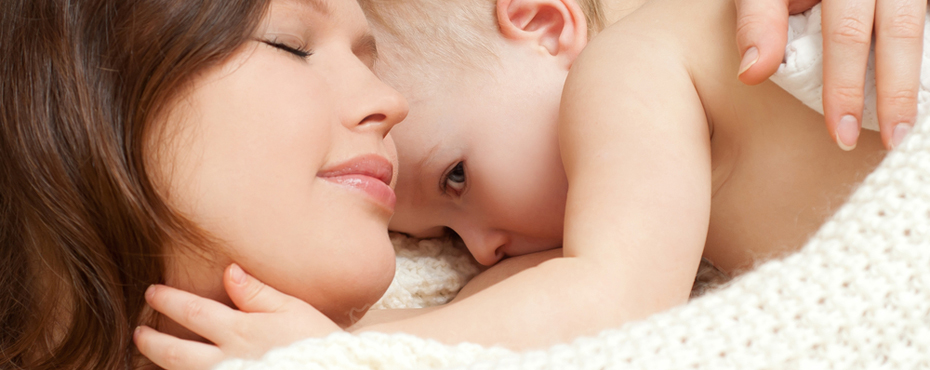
[317,154,396,212]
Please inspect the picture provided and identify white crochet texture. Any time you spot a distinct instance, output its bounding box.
[216,7,930,370]
[370,235,481,310]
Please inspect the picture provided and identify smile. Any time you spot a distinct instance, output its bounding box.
[317,154,396,212]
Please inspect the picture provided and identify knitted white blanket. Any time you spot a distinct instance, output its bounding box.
[216,6,930,370]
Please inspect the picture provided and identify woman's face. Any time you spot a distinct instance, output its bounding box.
[148,0,408,326]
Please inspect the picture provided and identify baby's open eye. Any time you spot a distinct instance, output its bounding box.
[444,162,466,194]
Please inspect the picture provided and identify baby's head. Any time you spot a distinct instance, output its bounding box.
[361,0,605,265]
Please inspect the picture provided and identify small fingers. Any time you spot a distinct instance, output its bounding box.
[822,0,876,150]
[224,263,298,313]
[224,264,342,334]
[145,284,237,346]
[735,0,791,84]
[134,325,225,370]
[874,0,925,148]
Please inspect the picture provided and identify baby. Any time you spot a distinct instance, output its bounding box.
[358,0,889,346]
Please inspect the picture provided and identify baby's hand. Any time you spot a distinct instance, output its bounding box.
[134,264,341,370]
[735,0,926,150]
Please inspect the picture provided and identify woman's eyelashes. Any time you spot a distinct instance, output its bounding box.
[442,161,467,195]
[262,39,313,59]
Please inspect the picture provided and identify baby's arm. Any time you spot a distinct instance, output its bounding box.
[558,20,713,324]
[349,248,561,329]
[135,249,563,368]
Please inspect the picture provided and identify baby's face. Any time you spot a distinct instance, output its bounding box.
[385,59,570,265]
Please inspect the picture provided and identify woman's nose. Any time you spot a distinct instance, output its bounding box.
[342,62,408,138]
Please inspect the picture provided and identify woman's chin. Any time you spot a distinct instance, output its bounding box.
[316,239,396,327]
[322,271,394,327]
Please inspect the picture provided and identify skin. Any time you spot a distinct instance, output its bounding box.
[137,0,408,353]
[136,0,922,367]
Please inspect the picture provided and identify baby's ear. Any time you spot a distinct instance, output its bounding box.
[496,0,587,68]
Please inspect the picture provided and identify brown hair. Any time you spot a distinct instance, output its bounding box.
[0,0,268,368]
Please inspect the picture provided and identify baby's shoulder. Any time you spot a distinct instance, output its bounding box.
[567,0,746,125]
[565,5,700,111]
[579,0,736,79]
[559,1,718,143]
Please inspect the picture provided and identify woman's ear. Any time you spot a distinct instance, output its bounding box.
[496,0,588,68]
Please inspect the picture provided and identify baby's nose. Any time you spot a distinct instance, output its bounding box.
[458,229,507,266]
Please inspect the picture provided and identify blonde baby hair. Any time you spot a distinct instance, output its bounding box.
[360,0,606,87]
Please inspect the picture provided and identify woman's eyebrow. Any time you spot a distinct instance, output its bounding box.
[353,33,379,62]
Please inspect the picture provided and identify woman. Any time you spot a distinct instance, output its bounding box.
[0,0,407,368]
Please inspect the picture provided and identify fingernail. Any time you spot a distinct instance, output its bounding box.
[229,264,247,285]
[892,123,912,149]
[738,46,759,76]
[145,285,156,300]
[835,115,860,151]
[134,326,142,339]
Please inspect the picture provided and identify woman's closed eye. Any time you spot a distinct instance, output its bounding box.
[261,38,313,59]
[442,161,467,196]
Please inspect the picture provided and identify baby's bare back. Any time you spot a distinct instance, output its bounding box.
[653,0,885,272]
[593,0,886,273]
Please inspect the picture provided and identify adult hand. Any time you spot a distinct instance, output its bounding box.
[735,0,926,150]
[134,264,341,370]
